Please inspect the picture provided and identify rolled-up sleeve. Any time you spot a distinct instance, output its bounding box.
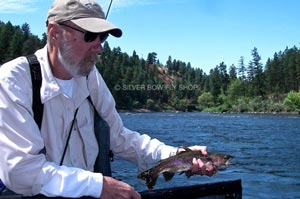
[39,163,103,198]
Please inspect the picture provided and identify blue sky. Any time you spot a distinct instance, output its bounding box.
[1,0,299,73]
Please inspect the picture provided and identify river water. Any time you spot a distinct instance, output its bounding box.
[111,112,300,199]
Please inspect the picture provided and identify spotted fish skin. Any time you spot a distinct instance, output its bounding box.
[137,147,233,190]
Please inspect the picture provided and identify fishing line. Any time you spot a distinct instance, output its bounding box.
[59,0,114,166]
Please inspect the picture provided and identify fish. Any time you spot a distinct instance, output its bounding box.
[137,146,233,190]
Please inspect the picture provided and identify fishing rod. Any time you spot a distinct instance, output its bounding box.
[105,0,113,19]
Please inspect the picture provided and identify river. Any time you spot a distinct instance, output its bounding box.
[111,112,300,199]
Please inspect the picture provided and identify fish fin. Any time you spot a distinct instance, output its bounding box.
[163,172,175,181]
[179,146,192,152]
[147,173,159,190]
[185,170,192,178]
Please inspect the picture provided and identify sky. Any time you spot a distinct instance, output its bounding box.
[0,0,300,73]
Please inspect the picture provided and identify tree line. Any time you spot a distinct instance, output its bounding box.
[0,21,46,63]
[1,21,300,113]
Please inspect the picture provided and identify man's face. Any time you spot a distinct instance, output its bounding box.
[57,24,102,77]
[58,39,98,77]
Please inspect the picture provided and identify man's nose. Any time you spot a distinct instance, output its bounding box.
[91,38,103,53]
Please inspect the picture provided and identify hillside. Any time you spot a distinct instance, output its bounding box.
[1,20,300,113]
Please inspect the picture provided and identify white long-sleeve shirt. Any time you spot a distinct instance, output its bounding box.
[0,46,177,197]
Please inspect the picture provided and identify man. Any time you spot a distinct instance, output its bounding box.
[0,0,214,198]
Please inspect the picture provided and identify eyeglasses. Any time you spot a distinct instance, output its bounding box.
[59,23,109,43]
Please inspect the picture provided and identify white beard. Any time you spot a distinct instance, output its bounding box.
[58,38,98,77]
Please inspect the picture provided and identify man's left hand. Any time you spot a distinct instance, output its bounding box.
[178,145,216,176]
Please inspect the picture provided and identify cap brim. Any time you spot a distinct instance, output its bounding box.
[71,18,122,38]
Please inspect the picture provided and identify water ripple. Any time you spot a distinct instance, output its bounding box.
[118,112,300,198]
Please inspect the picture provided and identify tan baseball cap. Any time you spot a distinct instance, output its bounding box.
[47,0,122,38]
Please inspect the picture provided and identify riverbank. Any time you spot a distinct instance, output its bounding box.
[118,109,300,115]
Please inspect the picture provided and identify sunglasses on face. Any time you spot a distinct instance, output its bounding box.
[59,23,109,43]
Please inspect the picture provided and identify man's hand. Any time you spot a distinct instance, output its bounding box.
[100,176,141,199]
[178,145,216,176]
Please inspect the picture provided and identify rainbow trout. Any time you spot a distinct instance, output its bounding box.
[138,147,233,190]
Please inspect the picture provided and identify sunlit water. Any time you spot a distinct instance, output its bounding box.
[111,112,300,199]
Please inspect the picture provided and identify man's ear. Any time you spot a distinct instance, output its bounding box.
[47,23,61,41]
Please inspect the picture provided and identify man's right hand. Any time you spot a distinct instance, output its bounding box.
[100,176,141,199]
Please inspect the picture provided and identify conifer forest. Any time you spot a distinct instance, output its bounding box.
[1,21,300,113]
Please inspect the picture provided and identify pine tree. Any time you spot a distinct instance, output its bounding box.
[209,67,222,104]
[218,62,230,93]
[8,26,24,59]
[238,56,246,81]
[251,47,265,96]
[0,21,15,63]
[229,64,237,82]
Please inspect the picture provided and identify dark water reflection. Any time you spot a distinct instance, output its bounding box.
[111,112,300,199]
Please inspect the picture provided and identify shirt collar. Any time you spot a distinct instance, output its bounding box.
[35,45,90,106]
